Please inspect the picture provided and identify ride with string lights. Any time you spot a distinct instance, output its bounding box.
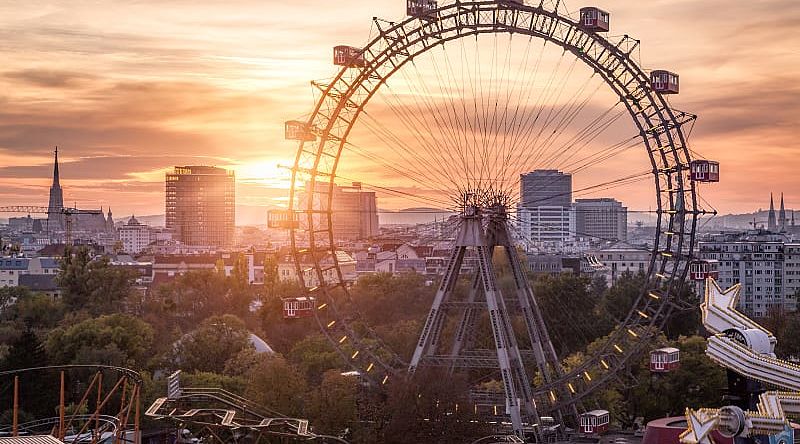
[281,0,720,440]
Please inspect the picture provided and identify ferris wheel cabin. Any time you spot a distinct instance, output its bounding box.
[334,45,366,68]
[579,7,610,32]
[651,70,680,94]
[580,410,610,435]
[650,347,680,373]
[689,160,720,183]
[283,297,316,319]
[407,0,437,18]
[690,259,719,281]
[285,120,316,141]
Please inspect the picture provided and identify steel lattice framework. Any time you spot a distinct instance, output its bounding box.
[289,0,701,423]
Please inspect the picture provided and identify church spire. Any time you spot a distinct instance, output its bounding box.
[53,147,60,187]
[768,193,777,231]
[47,147,65,230]
[780,193,787,232]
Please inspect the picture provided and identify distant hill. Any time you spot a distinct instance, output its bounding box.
[379,208,455,226]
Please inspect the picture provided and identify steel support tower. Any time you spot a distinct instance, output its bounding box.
[408,198,574,437]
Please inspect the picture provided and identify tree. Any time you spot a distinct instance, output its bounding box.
[175,314,252,373]
[0,327,51,420]
[288,334,341,384]
[155,270,230,328]
[533,273,612,354]
[245,356,307,417]
[57,247,137,315]
[15,293,66,329]
[306,370,358,435]
[46,313,154,368]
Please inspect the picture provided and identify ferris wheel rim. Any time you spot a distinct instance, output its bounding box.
[288,0,699,412]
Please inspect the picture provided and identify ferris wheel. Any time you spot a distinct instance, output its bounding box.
[285,0,718,438]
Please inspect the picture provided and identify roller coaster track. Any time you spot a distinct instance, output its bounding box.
[146,387,325,441]
[680,279,800,443]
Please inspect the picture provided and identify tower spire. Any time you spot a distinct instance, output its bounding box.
[47,146,65,230]
[768,193,777,231]
[53,146,60,187]
[780,193,787,232]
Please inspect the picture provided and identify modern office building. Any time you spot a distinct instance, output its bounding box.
[303,181,379,241]
[574,198,627,242]
[520,170,572,207]
[165,166,235,247]
[518,170,574,246]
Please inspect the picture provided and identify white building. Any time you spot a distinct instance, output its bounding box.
[590,241,652,285]
[517,206,575,248]
[118,216,152,255]
[699,232,796,317]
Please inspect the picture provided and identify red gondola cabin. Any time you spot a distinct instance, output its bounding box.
[690,260,719,281]
[580,410,610,435]
[579,7,610,32]
[690,160,720,183]
[283,297,315,319]
[651,70,679,94]
[285,120,316,141]
[650,347,680,373]
[334,46,366,68]
[407,0,437,19]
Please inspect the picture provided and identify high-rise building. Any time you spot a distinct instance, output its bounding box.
[47,148,64,230]
[517,170,573,246]
[520,170,571,207]
[303,182,379,241]
[166,166,235,247]
[573,198,627,242]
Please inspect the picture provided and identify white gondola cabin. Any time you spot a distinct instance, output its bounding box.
[285,120,316,141]
[690,259,719,281]
[283,297,315,319]
[651,70,679,94]
[580,410,610,435]
[650,347,680,373]
[689,160,720,183]
[407,0,437,19]
[333,45,366,68]
[579,7,610,32]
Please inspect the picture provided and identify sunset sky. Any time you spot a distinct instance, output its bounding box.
[1,0,798,223]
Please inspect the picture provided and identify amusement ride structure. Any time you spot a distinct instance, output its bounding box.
[0,365,142,443]
[679,279,800,444]
[285,0,720,439]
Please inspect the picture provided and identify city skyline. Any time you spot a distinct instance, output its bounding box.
[0,0,798,217]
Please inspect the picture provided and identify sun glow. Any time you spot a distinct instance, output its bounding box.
[234,160,293,189]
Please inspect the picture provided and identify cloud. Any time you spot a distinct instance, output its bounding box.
[0,0,797,215]
[2,69,95,88]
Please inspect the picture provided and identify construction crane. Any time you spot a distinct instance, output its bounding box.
[0,206,103,246]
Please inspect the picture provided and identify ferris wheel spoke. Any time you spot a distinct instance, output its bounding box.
[421,53,474,187]
[536,101,623,171]
[495,35,536,191]
[532,79,605,169]
[500,50,570,188]
[391,63,470,191]
[375,81,464,193]
[497,38,547,190]
[486,33,517,190]
[342,139,453,199]
[358,111,459,195]
[510,58,584,177]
